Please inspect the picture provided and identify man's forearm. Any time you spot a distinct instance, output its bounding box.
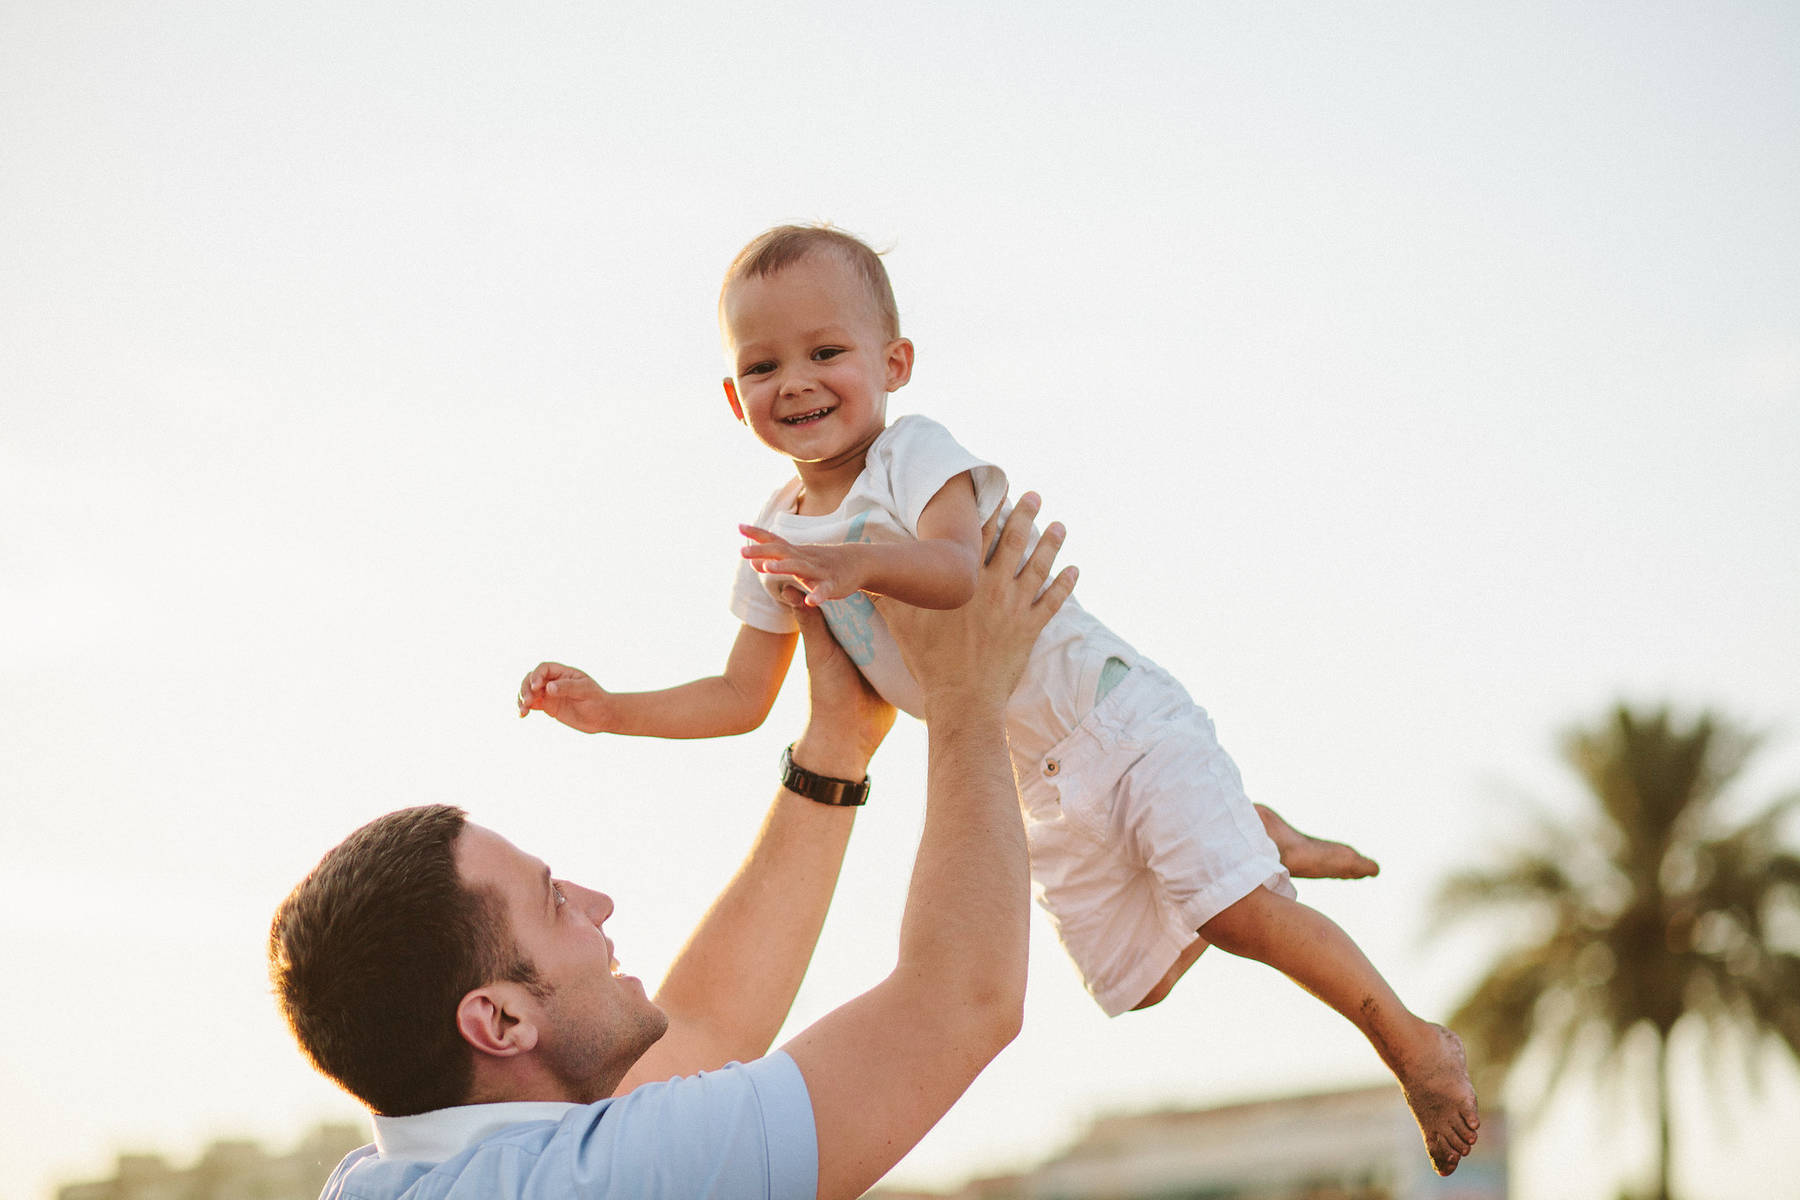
[619,729,870,1090]
[895,705,1027,1020]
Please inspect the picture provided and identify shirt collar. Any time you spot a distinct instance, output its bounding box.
[372,1101,580,1161]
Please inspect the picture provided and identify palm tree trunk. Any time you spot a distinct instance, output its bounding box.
[1654,1033,1672,1200]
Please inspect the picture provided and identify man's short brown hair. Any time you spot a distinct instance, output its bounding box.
[720,223,901,339]
[269,805,542,1115]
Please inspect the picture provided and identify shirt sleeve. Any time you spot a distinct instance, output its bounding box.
[871,415,1009,532]
[731,556,800,634]
[559,1053,818,1199]
[729,481,803,635]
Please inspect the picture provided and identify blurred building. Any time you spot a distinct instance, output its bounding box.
[876,1084,1508,1200]
[56,1122,364,1200]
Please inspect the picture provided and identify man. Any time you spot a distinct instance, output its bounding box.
[270,495,1076,1200]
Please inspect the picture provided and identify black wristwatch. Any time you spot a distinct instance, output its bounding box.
[780,743,871,807]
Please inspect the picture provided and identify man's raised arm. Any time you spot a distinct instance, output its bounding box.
[781,493,1076,1200]
[617,589,897,1093]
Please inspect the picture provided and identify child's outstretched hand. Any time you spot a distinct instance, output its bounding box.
[739,524,867,607]
[517,661,617,733]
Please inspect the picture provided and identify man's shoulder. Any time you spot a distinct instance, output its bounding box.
[334,1056,814,1199]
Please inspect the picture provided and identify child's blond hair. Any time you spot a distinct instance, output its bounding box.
[720,224,901,339]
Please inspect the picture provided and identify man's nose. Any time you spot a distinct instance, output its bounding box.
[574,884,614,923]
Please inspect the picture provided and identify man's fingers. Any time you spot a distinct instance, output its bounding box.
[988,492,1042,571]
[1034,564,1079,622]
[977,493,1009,565]
[1016,520,1065,592]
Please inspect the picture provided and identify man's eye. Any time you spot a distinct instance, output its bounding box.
[553,884,568,908]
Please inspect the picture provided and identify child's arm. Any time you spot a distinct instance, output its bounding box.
[517,623,797,738]
[739,472,983,610]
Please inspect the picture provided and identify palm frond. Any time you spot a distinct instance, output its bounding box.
[1436,702,1800,1200]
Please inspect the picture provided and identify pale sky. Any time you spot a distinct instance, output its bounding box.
[4,4,1798,1200]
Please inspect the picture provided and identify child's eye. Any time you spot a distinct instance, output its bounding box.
[742,361,774,376]
[812,347,845,362]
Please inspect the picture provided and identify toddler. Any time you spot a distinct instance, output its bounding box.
[519,225,1479,1175]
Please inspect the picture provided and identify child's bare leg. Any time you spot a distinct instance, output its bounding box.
[1200,886,1479,1176]
[1256,804,1379,880]
[1134,810,1378,1012]
[1132,936,1208,1010]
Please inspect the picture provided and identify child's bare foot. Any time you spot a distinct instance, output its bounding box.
[1256,804,1380,879]
[1393,1022,1480,1176]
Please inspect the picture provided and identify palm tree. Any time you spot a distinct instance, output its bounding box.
[1433,703,1800,1200]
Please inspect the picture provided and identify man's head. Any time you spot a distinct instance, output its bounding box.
[269,806,665,1114]
[719,224,913,468]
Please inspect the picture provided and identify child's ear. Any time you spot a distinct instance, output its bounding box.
[722,377,746,424]
[884,338,915,392]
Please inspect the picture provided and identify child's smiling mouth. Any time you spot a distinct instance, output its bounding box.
[782,407,834,425]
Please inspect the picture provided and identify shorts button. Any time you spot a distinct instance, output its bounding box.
[1043,758,1060,777]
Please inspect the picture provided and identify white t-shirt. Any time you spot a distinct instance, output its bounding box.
[729,414,1136,760]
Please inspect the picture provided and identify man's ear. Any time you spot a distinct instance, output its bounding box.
[456,985,539,1059]
[884,338,915,392]
[722,377,746,424]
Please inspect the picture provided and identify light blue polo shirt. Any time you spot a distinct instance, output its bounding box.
[321,1053,817,1199]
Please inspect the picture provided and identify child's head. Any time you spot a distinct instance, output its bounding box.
[719,225,913,471]
[720,224,901,339]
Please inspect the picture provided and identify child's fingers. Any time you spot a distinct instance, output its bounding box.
[752,557,825,586]
[517,663,549,715]
[738,523,780,543]
[741,541,794,561]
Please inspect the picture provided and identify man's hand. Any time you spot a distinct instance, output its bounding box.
[516,661,616,733]
[782,492,1073,1200]
[782,584,896,769]
[740,524,867,606]
[879,492,1074,717]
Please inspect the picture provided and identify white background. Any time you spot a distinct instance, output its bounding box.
[4,4,1798,1199]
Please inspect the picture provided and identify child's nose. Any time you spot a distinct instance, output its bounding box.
[777,365,812,396]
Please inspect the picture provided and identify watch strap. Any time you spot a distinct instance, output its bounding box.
[780,743,870,807]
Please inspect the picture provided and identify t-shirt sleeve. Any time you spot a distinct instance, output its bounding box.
[873,415,1008,533]
[730,554,799,635]
[728,483,803,635]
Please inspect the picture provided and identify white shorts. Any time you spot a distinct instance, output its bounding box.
[1013,660,1295,1017]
